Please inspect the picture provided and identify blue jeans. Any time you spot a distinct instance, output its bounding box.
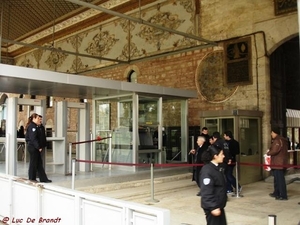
[226,165,240,191]
[272,169,287,198]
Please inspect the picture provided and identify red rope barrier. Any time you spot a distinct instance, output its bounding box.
[71,136,111,145]
[74,159,300,169]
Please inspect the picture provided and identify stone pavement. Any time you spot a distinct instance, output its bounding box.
[68,171,300,225]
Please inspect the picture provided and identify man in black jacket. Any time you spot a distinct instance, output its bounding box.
[224,130,241,194]
[189,136,209,196]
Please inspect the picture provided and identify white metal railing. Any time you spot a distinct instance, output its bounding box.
[0,173,170,225]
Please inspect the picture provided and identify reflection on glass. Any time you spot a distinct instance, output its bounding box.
[239,118,259,156]
[205,119,218,135]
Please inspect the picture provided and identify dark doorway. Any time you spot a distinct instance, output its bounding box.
[270,36,300,135]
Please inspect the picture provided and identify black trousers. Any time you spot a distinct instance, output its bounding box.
[27,145,48,182]
[204,208,227,225]
[226,165,240,191]
[193,166,202,188]
[272,169,287,199]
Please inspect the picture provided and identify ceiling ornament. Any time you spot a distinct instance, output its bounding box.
[173,26,197,48]
[69,58,88,74]
[195,50,238,103]
[179,0,194,13]
[45,48,68,70]
[119,42,141,60]
[20,59,34,68]
[85,29,119,57]
[33,49,44,69]
[137,11,184,46]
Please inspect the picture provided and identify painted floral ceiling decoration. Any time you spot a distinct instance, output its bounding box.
[45,48,68,69]
[137,11,184,45]
[85,29,119,57]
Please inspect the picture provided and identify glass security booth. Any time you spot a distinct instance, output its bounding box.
[93,88,195,171]
[200,109,263,184]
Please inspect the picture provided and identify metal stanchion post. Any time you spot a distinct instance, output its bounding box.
[146,163,159,203]
[232,161,243,198]
[90,132,93,172]
[71,159,76,190]
[268,215,276,225]
[68,143,72,174]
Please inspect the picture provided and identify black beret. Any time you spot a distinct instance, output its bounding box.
[271,126,280,135]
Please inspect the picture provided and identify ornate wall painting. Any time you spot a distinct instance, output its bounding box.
[196,50,238,103]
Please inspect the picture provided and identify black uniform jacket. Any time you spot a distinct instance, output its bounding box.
[25,122,40,150]
[226,139,240,163]
[200,162,227,211]
[38,124,47,148]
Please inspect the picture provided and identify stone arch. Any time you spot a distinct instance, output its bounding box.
[268,33,299,55]
[258,14,298,55]
[124,65,140,83]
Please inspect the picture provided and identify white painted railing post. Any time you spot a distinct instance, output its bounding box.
[268,215,276,225]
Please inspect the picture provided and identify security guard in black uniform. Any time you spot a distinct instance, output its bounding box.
[25,113,51,183]
[200,145,227,225]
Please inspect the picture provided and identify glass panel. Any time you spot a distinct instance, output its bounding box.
[205,119,218,135]
[94,97,133,164]
[162,100,182,160]
[220,118,234,135]
[94,101,111,162]
[138,97,159,163]
[111,100,133,163]
[239,118,259,156]
[95,101,110,131]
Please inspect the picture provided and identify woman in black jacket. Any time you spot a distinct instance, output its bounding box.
[200,145,227,225]
[25,113,51,183]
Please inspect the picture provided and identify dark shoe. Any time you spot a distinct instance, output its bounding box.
[41,179,52,183]
[269,193,276,197]
[275,196,288,200]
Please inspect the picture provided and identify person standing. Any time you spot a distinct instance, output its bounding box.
[267,126,288,200]
[200,145,227,225]
[211,131,231,193]
[189,136,209,196]
[17,125,25,138]
[38,115,47,151]
[37,115,48,175]
[25,113,51,183]
[223,130,241,193]
[201,127,210,143]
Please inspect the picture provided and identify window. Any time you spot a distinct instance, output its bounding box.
[128,70,137,83]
